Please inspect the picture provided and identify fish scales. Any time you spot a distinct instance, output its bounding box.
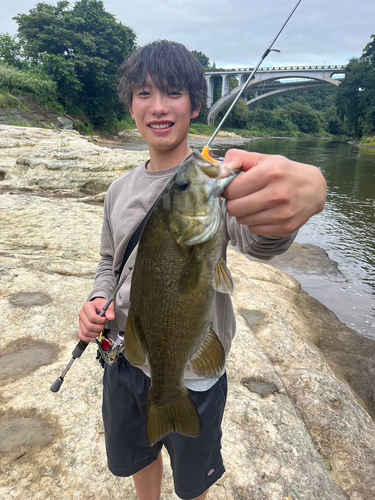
[125,150,238,445]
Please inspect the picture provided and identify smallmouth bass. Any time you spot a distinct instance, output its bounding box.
[124,150,239,445]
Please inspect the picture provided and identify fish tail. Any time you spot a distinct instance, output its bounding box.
[146,389,202,445]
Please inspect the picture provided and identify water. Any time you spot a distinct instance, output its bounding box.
[110,136,375,340]
[211,138,375,340]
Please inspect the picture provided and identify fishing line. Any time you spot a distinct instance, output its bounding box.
[248,78,268,142]
[204,0,303,154]
[242,0,308,151]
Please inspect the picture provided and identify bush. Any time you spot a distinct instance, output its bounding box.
[0,63,58,106]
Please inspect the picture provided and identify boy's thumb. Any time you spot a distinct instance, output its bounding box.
[105,302,116,320]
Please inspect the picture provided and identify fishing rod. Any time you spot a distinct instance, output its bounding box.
[51,1,303,393]
[204,0,303,152]
[50,262,134,392]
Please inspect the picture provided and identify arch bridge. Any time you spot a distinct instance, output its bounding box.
[205,65,346,125]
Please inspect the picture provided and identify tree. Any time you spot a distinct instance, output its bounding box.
[324,106,343,135]
[224,100,249,129]
[14,0,137,126]
[282,102,324,134]
[191,50,210,68]
[0,34,25,69]
[336,35,375,138]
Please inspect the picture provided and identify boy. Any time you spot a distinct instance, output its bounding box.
[78,40,326,500]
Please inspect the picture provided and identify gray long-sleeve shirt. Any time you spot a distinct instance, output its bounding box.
[88,162,296,380]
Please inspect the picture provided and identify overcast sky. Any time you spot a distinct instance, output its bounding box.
[0,0,374,68]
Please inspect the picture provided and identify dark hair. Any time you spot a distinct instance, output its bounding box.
[118,40,207,112]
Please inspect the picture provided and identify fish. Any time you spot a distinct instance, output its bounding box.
[124,150,239,445]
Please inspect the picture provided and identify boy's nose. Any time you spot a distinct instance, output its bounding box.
[150,93,168,115]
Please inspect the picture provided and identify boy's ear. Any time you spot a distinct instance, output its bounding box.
[129,107,135,120]
[191,107,201,120]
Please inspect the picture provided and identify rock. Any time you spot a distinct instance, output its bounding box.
[217,130,243,140]
[118,128,143,139]
[57,117,74,130]
[0,124,375,500]
[0,125,149,196]
[0,96,62,129]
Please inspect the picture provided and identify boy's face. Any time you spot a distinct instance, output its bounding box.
[129,76,200,155]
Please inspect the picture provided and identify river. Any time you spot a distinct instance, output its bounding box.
[213,138,375,341]
[113,136,375,341]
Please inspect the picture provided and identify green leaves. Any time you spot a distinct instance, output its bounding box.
[336,35,375,138]
[13,0,137,125]
[192,50,210,69]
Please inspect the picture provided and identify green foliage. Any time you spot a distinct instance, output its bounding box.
[0,63,58,106]
[194,103,208,124]
[336,35,375,138]
[251,108,299,135]
[13,0,137,126]
[0,91,28,111]
[192,50,210,68]
[189,123,215,136]
[324,106,343,135]
[0,34,26,69]
[280,102,325,134]
[73,119,95,135]
[362,34,375,66]
[116,112,136,131]
[225,101,249,129]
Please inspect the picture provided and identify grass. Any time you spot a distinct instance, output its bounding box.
[360,135,375,146]
[0,63,59,108]
[8,120,32,127]
[0,91,29,111]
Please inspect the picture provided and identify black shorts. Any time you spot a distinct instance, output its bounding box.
[102,356,227,500]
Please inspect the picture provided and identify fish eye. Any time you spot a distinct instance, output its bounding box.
[177,179,190,192]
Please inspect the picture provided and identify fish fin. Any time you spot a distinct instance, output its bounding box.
[147,388,202,445]
[213,258,234,294]
[178,248,202,293]
[190,325,225,378]
[124,308,147,366]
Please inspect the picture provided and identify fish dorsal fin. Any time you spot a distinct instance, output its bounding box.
[213,258,234,294]
[190,325,225,378]
[124,308,147,366]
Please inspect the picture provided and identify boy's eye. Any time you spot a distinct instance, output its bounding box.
[168,90,182,97]
[138,91,150,97]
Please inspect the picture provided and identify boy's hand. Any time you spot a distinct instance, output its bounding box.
[222,149,327,237]
[78,298,115,343]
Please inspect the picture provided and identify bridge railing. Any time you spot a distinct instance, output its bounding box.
[205,64,346,74]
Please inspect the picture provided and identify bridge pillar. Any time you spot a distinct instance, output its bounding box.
[205,75,214,108]
[237,74,247,101]
[239,74,249,85]
[222,74,231,97]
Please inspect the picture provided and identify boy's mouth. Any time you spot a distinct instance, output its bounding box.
[149,122,174,130]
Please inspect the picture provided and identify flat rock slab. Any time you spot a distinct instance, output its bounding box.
[0,125,149,196]
[0,125,375,499]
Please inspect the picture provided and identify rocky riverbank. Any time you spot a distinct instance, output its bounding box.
[1,125,375,500]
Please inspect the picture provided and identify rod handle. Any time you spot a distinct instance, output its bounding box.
[50,377,64,393]
[72,340,89,359]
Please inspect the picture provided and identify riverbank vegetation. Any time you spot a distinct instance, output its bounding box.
[335,35,375,142]
[0,0,373,141]
[0,0,136,130]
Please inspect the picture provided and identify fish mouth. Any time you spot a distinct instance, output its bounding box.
[148,122,174,130]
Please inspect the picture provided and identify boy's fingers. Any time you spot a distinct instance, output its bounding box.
[105,302,116,321]
[223,149,269,172]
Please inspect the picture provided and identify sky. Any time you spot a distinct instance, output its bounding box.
[0,0,374,68]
